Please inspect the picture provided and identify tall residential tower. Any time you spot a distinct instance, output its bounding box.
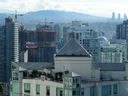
[5,17,19,82]
[0,26,6,82]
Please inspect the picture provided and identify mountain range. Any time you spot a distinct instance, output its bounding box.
[0,10,109,28]
[20,10,108,21]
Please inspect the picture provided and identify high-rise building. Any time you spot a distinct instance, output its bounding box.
[54,23,69,51]
[99,44,123,63]
[118,13,121,20]
[5,17,19,82]
[0,26,6,82]
[22,24,56,63]
[112,12,115,20]
[69,22,100,63]
[116,20,128,60]
[74,30,100,63]
[124,13,127,20]
[19,25,26,62]
[116,20,128,40]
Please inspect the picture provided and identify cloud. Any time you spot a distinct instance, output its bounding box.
[0,0,128,17]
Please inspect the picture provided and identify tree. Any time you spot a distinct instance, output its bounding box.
[0,84,3,94]
[31,70,43,78]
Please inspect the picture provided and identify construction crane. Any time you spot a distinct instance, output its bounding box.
[14,10,23,21]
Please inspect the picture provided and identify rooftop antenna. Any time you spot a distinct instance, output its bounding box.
[15,10,17,20]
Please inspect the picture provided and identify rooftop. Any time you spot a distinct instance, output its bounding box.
[56,32,91,57]
[12,62,54,70]
[95,63,125,71]
[65,72,80,77]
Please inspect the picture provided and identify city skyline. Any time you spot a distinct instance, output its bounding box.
[0,0,128,17]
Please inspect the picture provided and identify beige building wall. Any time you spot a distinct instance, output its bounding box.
[22,79,63,96]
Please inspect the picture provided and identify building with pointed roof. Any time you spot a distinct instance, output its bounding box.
[56,35,91,57]
[55,32,99,80]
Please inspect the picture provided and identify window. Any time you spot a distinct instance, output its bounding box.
[24,83,31,93]
[60,90,63,96]
[77,84,80,88]
[76,33,79,39]
[69,78,72,83]
[101,85,111,96]
[73,78,75,83]
[73,78,80,88]
[13,72,18,80]
[73,90,76,95]
[64,90,68,96]
[46,86,50,96]
[64,78,68,88]
[36,84,40,95]
[90,86,95,96]
[69,78,72,88]
[113,84,118,94]
[76,90,80,95]
[81,88,84,96]
[56,87,63,96]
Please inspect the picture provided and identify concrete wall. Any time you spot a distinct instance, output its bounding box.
[82,81,119,96]
[82,83,95,96]
[55,57,93,80]
[101,71,126,80]
[22,79,63,96]
[119,81,128,96]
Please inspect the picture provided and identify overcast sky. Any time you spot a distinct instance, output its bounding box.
[0,0,128,17]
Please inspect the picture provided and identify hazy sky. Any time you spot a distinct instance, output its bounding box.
[0,0,128,17]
